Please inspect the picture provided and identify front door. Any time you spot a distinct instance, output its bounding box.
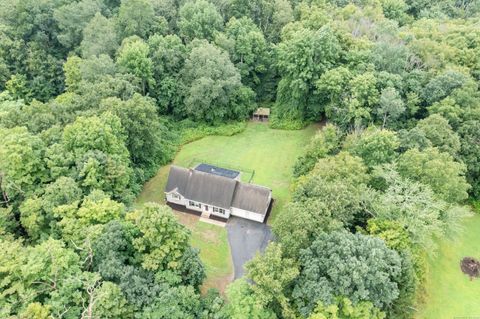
[204,205,208,211]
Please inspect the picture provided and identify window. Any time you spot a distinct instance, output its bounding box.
[189,201,201,208]
[213,207,225,215]
[172,193,180,200]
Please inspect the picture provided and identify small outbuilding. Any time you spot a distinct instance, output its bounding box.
[252,108,270,121]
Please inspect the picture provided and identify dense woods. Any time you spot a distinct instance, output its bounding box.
[0,0,479,317]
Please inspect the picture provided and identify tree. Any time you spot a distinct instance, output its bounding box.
[344,128,399,168]
[81,13,119,58]
[220,17,269,92]
[459,120,480,197]
[62,113,128,159]
[141,285,202,318]
[148,34,186,113]
[276,26,341,120]
[377,87,405,128]
[245,243,299,318]
[54,0,102,50]
[372,174,471,250]
[415,114,461,156]
[61,113,133,199]
[397,147,470,203]
[293,231,402,316]
[0,238,85,318]
[364,219,423,319]
[422,70,467,104]
[91,281,133,319]
[293,123,342,178]
[101,94,172,172]
[126,203,191,272]
[63,56,83,92]
[116,38,155,95]
[117,0,164,39]
[227,0,292,42]
[308,297,385,319]
[297,151,370,186]
[0,127,47,202]
[178,0,224,42]
[19,177,82,241]
[427,97,463,129]
[55,190,125,245]
[180,40,255,123]
[225,279,277,319]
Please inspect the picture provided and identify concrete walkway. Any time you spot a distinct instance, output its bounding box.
[199,216,226,227]
[226,217,272,279]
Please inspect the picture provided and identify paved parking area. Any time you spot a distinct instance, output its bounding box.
[226,217,272,279]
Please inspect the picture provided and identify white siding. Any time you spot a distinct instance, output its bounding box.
[231,207,265,223]
[211,205,231,219]
[185,200,231,218]
[166,192,185,205]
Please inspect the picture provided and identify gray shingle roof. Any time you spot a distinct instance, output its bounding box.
[166,166,237,209]
[165,165,271,214]
[231,183,271,215]
[165,165,190,194]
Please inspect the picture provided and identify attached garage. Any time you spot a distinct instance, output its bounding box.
[230,182,271,223]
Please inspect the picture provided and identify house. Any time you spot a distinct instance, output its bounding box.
[165,165,272,223]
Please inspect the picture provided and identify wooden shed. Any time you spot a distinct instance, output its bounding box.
[252,108,270,121]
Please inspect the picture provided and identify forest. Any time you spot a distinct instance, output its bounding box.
[0,0,479,318]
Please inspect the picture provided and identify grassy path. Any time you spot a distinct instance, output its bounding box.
[416,212,480,318]
[135,122,317,292]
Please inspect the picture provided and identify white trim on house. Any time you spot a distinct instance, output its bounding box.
[183,199,232,218]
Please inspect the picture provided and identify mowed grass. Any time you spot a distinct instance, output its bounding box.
[136,122,318,292]
[416,212,480,319]
[174,212,233,293]
[173,122,318,223]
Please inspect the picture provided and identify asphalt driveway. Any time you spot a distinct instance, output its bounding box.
[226,216,272,279]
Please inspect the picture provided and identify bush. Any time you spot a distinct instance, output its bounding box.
[268,104,307,130]
[179,120,247,144]
[269,115,306,130]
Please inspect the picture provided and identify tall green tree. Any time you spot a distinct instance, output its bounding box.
[245,243,299,318]
[116,37,155,95]
[126,203,191,272]
[54,0,103,50]
[276,26,341,120]
[178,0,224,42]
[148,34,186,113]
[180,40,255,122]
[81,13,119,58]
[220,17,269,93]
[344,128,399,168]
[293,231,402,316]
[0,127,47,202]
[397,147,470,203]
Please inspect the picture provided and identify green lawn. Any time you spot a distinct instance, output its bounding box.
[173,122,317,223]
[135,122,318,292]
[416,212,480,318]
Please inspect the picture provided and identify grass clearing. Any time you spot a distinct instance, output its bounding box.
[172,122,318,223]
[135,122,317,292]
[415,212,480,318]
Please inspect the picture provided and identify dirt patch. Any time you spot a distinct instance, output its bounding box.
[460,257,480,280]
[173,210,199,228]
[201,272,234,295]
